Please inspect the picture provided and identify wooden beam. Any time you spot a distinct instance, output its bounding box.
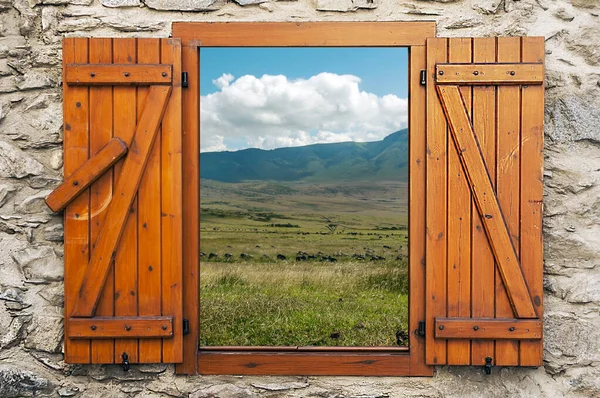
[71,85,171,318]
[435,318,542,340]
[66,64,172,85]
[436,85,537,319]
[46,138,127,212]
[436,63,543,85]
[68,316,174,339]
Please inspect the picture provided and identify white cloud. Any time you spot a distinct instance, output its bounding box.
[200,72,408,152]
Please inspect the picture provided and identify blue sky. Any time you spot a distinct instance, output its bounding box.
[199,47,409,152]
[200,47,408,97]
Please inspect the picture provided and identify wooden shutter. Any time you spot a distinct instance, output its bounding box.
[53,38,183,364]
[425,37,544,367]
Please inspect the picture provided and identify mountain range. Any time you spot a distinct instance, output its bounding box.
[200,128,408,183]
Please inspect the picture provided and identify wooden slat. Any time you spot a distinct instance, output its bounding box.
[436,85,537,320]
[63,37,91,364]
[425,38,448,365]
[176,40,200,375]
[160,38,184,364]
[66,64,172,85]
[72,85,171,318]
[519,36,545,367]
[46,138,127,212]
[446,38,472,366]
[198,352,412,376]
[89,37,114,364]
[408,45,433,376]
[436,63,543,85]
[113,38,139,363]
[470,37,496,366]
[495,36,521,366]
[137,39,163,364]
[173,22,436,47]
[69,317,174,339]
[435,318,542,340]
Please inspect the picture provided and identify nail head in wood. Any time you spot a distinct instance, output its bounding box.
[473,71,479,76]
[91,325,96,330]
[125,325,131,331]
[473,325,479,331]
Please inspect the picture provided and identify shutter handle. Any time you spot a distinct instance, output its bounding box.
[121,352,130,372]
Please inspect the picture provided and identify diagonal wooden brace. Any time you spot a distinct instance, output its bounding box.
[437,85,537,319]
[46,138,128,213]
[71,85,171,318]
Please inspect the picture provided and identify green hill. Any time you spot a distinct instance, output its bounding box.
[200,129,408,183]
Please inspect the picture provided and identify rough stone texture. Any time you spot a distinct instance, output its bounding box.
[0,0,598,397]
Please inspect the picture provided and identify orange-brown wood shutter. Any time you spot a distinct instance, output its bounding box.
[60,38,183,364]
[425,37,544,367]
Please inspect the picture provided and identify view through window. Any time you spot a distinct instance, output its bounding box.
[199,47,409,347]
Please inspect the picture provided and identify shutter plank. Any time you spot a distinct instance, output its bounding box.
[519,37,545,367]
[470,37,497,365]
[66,64,172,85]
[435,318,542,340]
[436,85,537,320]
[113,38,140,363]
[69,317,174,339]
[63,37,91,364]
[160,39,184,363]
[72,85,171,318]
[137,39,164,364]
[89,38,115,364]
[425,38,448,365]
[45,138,127,213]
[495,37,521,366]
[446,38,472,366]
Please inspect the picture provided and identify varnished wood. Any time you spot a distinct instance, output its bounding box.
[173,22,436,47]
[69,317,174,339]
[89,37,115,364]
[436,85,537,320]
[46,138,127,212]
[136,39,164,364]
[160,38,184,364]
[408,45,434,377]
[66,64,172,85]
[436,63,543,85]
[63,37,92,364]
[470,37,497,366]
[425,38,448,366]
[72,85,171,318]
[198,352,423,376]
[113,38,139,363]
[446,38,472,366]
[495,36,521,366]
[435,318,542,340]
[175,41,200,375]
[519,37,545,367]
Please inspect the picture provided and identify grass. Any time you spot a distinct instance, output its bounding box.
[200,179,409,347]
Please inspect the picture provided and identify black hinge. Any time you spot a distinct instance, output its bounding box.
[183,318,190,335]
[420,70,427,86]
[417,320,425,337]
[182,72,189,88]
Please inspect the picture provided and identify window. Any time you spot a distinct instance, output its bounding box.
[174,22,433,376]
[57,23,544,377]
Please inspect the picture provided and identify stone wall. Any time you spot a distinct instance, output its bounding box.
[0,0,599,397]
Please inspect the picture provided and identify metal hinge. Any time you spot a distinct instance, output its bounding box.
[420,70,427,86]
[417,320,425,337]
[182,72,189,88]
[183,318,190,335]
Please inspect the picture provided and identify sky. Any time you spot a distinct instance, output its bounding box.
[200,47,408,152]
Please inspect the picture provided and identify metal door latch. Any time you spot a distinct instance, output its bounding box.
[121,352,130,372]
[484,356,493,375]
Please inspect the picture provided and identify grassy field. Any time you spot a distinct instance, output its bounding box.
[200,179,409,347]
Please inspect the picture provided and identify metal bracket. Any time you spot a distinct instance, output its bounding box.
[182,72,189,88]
[484,356,493,375]
[121,352,130,372]
[420,70,426,86]
[183,318,190,335]
[417,320,425,337]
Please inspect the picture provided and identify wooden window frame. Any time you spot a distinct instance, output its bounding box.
[172,21,436,376]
